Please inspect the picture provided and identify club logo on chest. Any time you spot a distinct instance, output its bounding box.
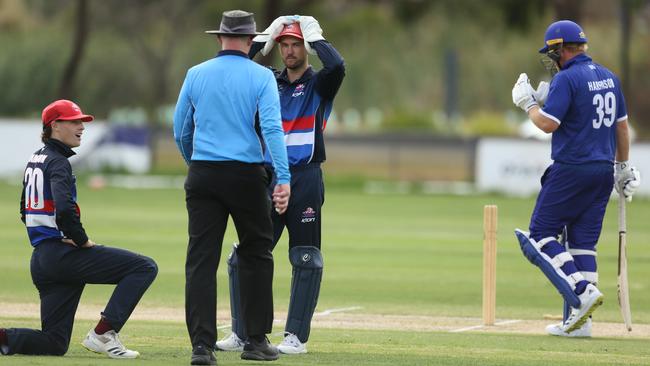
[292,83,305,98]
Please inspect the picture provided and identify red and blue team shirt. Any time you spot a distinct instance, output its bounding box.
[540,53,627,164]
[256,40,345,166]
[21,139,88,247]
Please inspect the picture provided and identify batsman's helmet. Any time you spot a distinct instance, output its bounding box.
[539,20,587,54]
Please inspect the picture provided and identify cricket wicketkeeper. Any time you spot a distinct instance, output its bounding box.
[217,14,345,354]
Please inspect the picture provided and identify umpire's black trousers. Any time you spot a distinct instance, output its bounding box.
[5,240,158,355]
[185,161,275,349]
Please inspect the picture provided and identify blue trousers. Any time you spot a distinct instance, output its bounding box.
[530,162,613,296]
[530,162,613,250]
[268,163,324,250]
[5,240,157,355]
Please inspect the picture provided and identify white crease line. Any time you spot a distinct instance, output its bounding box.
[449,319,522,333]
[314,306,363,316]
[449,324,484,333]
[495,319,522,326]
[218,306,363,331]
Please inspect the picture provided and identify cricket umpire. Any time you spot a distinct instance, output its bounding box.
[512,20,641,337]
[0,100,158,359]
[173,10,291,365]
[217,15,345,354]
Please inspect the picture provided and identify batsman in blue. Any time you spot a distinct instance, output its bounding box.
[511,20,641,337]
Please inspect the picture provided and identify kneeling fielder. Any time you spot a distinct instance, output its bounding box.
[0,100,158,359]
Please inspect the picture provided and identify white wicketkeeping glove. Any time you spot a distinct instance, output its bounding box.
[533,81,549,106]
[615,161,641,202]
[511,73,538,112]
[298,16,325,55]
[254,15,299,56]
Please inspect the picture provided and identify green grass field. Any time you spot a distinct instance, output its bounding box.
[1,178,649,365]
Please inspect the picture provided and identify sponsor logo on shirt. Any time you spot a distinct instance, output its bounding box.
[292,83,305,98]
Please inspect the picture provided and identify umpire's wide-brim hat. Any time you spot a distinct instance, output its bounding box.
[205,10,266,36]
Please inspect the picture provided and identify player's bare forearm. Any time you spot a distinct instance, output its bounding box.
[616,120,630,162]
[528,106,559,133]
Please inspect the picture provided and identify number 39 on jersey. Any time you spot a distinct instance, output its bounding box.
[592,91,616,129]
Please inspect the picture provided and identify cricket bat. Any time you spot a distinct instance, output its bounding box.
[618,191,632,332]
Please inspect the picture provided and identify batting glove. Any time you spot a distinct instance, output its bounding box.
[512,73,538,112]
[255,15,299,56]
[615,161,641,202]
[533,80,550,106]
[298,16,325,55]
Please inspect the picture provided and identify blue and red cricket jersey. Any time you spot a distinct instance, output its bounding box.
[21,139,88,247]
[253,40,345,166]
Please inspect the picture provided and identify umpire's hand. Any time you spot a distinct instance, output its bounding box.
[272,184,291,214]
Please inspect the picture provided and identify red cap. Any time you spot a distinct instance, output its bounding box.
[275,23,303,41]
[42,99,94,127]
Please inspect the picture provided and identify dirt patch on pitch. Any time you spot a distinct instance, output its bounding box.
[2,302,648,339]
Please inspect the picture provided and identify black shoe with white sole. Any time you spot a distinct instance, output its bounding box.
[240,336,279,361]
[191,345,217,365]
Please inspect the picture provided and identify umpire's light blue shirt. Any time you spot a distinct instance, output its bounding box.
[173,50,290,184]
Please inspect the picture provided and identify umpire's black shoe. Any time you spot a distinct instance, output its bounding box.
[191,345,217,365]
[240,336,279,361]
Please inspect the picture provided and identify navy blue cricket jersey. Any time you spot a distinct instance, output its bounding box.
[20,139,88,247]
[250,40,345,167]
[540,54,627,164]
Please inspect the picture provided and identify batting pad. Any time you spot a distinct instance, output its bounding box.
[515,229,581,308]
[286,246,323,343]
[227,246,247,339]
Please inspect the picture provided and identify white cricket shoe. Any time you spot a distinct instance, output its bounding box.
[277,333,307,354]
[82,329,140,359]
[562,284,603,333]
[215,332,245,352]
[546,318,592,337]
